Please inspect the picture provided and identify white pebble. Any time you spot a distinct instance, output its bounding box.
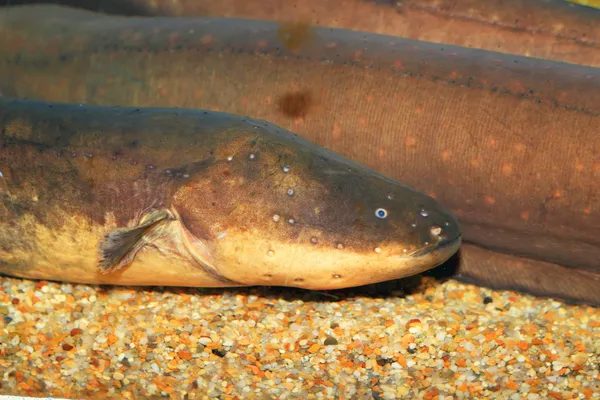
[552,361,564,371]
[198,337,211,345]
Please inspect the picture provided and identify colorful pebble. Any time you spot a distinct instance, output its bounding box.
[0,276,599,399]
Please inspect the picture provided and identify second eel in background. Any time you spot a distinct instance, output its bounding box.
[1,0,598,66]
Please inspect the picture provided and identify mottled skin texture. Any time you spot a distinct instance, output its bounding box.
[0,97,460,289]
[0,6,598,304]
[2,0,598,66]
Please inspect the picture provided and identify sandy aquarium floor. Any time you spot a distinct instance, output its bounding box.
[0,274,598,400]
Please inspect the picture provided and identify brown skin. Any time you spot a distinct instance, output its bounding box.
[456,244,600,304]
[0,6,598,304]
[147,0,600,67]
[0,97,460,289]
[2,0,598,66]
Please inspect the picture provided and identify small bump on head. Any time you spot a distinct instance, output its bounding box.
[430,226,442,236]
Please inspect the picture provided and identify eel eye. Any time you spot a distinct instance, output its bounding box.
[375,208,388,219]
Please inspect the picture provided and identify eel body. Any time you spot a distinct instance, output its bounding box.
[2,0,598,66]
[0,6,598,303]
[140,0,600,67]
[0,97,461,289]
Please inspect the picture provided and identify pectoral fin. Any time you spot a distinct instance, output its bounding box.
[98,209,172,273]
[97,208,237,284]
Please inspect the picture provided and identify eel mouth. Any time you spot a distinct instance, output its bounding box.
[410,233,462,258]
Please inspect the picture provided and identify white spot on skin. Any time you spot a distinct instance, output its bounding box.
[249,153,256,160]
[282,165,290,173]
[336,243,344,249]
[217,232,227,239]
[273,214,280,222]
[287,189,295,196]
[288,218,296,225]
[430,226,442,236]
[374,247,381,253]
[227,156,233,162]
[267,250,274,256]
[332,274,341,279]
[420,210,429,217]
[311,237,318,244]
[411,223,417,228]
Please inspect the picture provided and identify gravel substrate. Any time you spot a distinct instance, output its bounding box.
[1,275,599,399]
